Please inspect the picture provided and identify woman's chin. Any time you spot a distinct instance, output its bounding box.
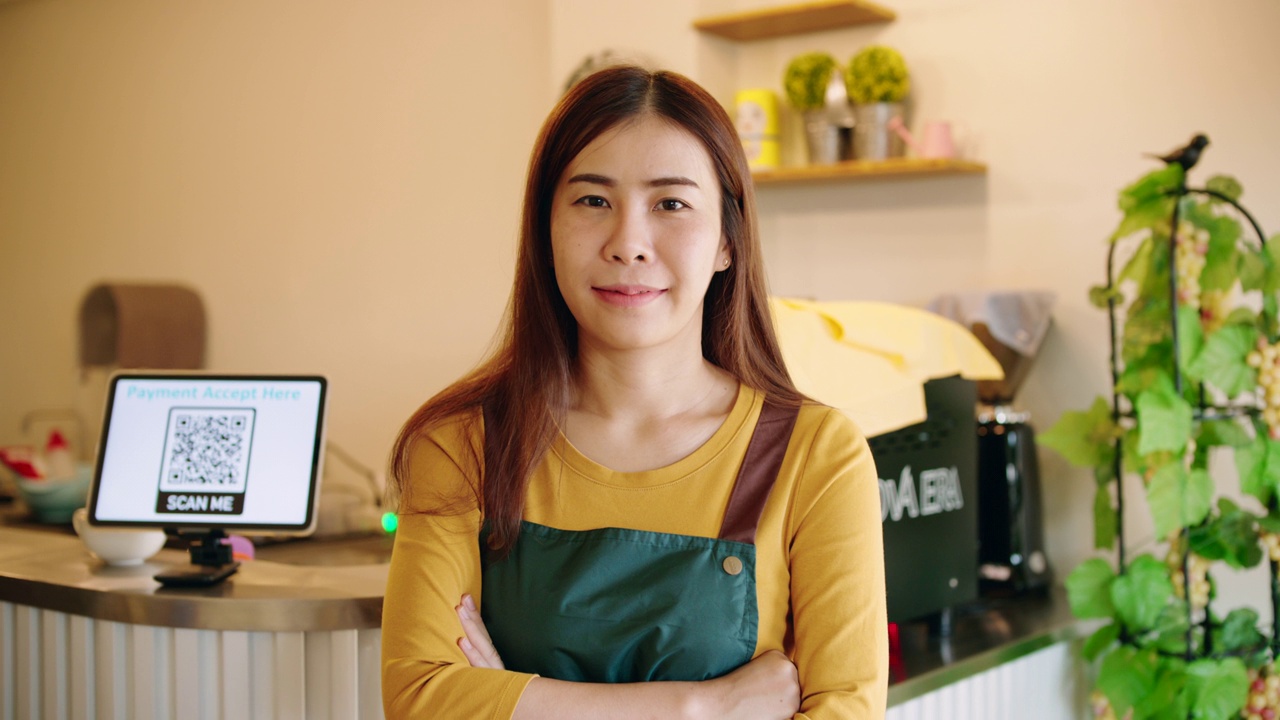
[577,325,705,358]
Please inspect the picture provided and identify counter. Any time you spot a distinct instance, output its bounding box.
[888,589,1091,718]
[0,526,387,633]
[0,523,389,720]
[0,521,1088,719]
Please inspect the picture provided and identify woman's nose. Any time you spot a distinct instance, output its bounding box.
[603,206,651,263]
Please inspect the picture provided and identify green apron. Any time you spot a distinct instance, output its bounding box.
[479,401,799,683]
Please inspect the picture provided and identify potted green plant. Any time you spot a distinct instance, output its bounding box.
[844,45,910,160]
[1041,151,1280,719]
[783,52,840,164]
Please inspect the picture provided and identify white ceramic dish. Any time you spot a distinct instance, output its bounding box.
[72,507,167,566]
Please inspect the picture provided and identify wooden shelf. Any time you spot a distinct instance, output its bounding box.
[693,0,896,41]
[751,157,987,185]
[693,2,986,188]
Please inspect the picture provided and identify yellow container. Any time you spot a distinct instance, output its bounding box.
[735,88,780,171]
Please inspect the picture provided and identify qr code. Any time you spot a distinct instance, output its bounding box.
[157,408,256,493]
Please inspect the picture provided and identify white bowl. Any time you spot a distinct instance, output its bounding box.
[71,508,167,566]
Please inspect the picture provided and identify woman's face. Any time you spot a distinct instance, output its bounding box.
[550,114,729,357]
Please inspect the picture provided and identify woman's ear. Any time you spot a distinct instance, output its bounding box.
[717,240,732,272]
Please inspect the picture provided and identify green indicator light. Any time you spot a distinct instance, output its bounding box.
[381,512,398,534]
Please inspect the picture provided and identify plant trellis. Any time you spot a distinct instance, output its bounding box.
[1041,146,1280,719]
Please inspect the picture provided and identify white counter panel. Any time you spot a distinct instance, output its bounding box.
[0,601,383,720]
[887,639,1088,720]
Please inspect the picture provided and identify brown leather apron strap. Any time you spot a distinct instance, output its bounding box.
[718,400,800,544]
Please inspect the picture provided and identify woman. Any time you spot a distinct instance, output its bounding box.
[382,65,887,719]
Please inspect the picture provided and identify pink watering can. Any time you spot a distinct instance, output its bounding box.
[886,117,956,159]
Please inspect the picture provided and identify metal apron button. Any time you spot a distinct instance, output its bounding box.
[722,556,743,576]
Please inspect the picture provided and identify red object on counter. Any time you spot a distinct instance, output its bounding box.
[0,446,44,479]
[888,622,905,680]
[45,431,69,452]
[43,430,76,479]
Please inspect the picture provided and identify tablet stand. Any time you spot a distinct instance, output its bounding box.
[154,528,240,588]
[186,528,234,566]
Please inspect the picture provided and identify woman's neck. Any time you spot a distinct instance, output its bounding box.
[564,345,740,472]
[571,344,734,421]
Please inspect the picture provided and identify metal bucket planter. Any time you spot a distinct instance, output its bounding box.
[854,102,905,160]
[803,109,841,165]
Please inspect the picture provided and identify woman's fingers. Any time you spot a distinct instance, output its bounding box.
[457,633,487,667]
[456,594,505,670]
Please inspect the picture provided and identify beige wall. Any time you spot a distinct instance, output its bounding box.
[550,0,1280,599]
[0,0,552,480]
[4,0,1280,602]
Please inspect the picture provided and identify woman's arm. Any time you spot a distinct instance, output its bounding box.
[382,424,539,719]
[786,410,889,718]
[456,595,801,720]
[512,653,800,720]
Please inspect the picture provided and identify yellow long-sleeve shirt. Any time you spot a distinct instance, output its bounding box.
[382,384,888,718]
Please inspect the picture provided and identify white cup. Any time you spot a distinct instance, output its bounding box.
[72,507,167,566]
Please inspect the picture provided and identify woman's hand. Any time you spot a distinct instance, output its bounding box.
[697,650,800,720]
[455,594,505,670]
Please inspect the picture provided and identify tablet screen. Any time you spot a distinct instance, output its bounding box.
[88,374,327,532]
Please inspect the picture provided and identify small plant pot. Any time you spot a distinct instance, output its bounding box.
[854,102,905,160]
[803,110,841,165]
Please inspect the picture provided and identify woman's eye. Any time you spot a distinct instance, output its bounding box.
[657,199,688,211]
[575,196,609,208]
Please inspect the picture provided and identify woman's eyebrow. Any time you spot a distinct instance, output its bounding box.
[566,173,614,187]
[565,173,700,189]
[648,176,700,189]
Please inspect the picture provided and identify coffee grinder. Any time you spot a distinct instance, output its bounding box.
[930,292,1055,596]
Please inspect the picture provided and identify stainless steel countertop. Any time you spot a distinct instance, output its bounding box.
[0,525,388,632]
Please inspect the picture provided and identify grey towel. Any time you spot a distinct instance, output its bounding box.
[928,291,1055,357]
[928,291,1055,404]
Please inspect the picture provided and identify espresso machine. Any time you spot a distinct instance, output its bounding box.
[930,292,1055,596]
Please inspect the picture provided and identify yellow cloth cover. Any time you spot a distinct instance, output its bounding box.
[770,298,1003,437]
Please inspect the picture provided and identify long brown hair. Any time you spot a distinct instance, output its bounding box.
[389,65,803,553]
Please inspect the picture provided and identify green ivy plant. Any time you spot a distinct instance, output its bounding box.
[783,52,838,112]
[843,45,909,105]
[1042,161,1280,719]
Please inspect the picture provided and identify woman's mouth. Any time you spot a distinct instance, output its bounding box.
[592,285,666,307]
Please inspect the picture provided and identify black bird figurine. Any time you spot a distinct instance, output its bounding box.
[1147,133,1209,171]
